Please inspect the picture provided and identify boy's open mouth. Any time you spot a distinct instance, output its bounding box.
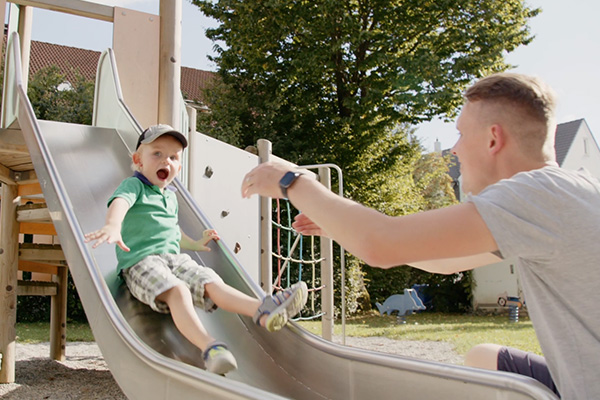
[157,168,169,180]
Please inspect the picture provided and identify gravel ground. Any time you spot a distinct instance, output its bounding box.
[0,338,463,399]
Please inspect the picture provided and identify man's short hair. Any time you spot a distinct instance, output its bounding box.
[464,73,557,125]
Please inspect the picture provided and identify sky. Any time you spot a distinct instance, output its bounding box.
[16,0,600,152]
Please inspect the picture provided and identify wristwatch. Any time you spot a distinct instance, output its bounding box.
[279,171,302,198]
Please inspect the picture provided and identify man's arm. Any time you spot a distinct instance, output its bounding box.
[409,253,503,274]
[242,162,499,273]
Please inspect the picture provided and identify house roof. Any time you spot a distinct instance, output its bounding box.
[29,40,100,83]
[441,119,590,200]
[22,38,216,105]
[554,119,584,165]
[444,118,587,172]
[181,66,216,104]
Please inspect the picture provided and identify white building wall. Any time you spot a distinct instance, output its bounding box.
[472,259,522,309]
[560,122,600,178]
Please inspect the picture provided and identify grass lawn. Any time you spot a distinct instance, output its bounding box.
[297,311,542,356]
[16,321,95,343]
[16,311,541,357]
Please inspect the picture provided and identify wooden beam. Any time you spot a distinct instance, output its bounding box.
[12,169,38,185]
[0,168,38,186]
[9,0,114,22]
[0,139,28,155]
[17,280,58,296]
[0,163,16,185]
[18,244,65,263]
[50,266,68,360]
[17,182,42,197]
[18,260,59,275]
[19,222,57,235]
[0,184,19,383]
[17,204,51,223]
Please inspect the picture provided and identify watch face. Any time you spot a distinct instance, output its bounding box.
[280,171,299,188]
[280,171,301,198]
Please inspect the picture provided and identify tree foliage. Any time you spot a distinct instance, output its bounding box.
[192,0,538,313]
[27,65,95,124]
[194,0,538,164]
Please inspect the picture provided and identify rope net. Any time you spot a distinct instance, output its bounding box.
[272,198,324,320]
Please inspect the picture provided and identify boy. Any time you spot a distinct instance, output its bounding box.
[241,74,600,399]
[85,124,308,375]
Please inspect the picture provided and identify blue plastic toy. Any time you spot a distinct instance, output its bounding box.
[376,289,426,323]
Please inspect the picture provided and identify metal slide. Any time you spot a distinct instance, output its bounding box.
[5,32,558,399]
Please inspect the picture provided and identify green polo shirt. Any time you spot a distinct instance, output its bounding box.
[108,174,181,273]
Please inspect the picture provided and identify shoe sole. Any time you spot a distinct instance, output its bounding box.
[206,356,238,375]
[266,281,308,332]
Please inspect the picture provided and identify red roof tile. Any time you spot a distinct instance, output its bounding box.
[23,39,215,105]
[30,40,100,83]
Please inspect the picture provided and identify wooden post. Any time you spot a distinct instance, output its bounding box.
[318,167,334,341]
[0,0,7,58]
[49,265,67,361]
[0,184,19,383]
[17,5,33,91]
[158,0,182,128]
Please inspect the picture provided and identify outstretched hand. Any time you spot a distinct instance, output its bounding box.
[84,224,130,252]
[241,161,290,199]
[293,213,328,237]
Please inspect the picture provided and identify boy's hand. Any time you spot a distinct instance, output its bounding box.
[84,224,130,252]
[195,229,220,251]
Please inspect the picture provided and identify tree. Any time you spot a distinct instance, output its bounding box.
[193,0,537,313]
[194,0,538,167]
[27,65,95,125]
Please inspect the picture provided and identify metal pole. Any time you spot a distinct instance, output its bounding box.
[257,139,273,294]
[300,163,345,343]
[318,167,334,341]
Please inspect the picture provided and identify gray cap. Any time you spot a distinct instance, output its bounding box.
[136,124,188,149]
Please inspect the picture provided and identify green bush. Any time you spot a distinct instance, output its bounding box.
[16,272,88,323]
[364,265,472,313]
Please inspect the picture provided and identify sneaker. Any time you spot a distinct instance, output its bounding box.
[202,342,238,375]
[253,281,308,332]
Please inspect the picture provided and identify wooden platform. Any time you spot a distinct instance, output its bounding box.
[1,126,68,383]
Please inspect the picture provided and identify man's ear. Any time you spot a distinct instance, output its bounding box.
[488,124,505,156]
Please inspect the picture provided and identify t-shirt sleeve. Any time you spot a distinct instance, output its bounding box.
[108,177,142,208]
[467,176,560,263]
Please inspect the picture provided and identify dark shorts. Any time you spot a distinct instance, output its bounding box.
[498,346,560,397]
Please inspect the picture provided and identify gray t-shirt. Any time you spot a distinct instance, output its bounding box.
[469,166,600,400]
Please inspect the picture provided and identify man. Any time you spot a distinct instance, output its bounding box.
[241,73,600,399]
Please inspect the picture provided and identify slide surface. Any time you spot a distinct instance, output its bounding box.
[7,32,558,400]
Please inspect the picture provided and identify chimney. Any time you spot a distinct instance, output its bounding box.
[434,139,442,154]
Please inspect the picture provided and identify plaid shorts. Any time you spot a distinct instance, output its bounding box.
[121,253,223,314]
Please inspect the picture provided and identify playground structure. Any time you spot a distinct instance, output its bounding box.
[0,0,559,399]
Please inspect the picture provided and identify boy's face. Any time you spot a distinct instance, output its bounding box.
[133,135,183,189]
